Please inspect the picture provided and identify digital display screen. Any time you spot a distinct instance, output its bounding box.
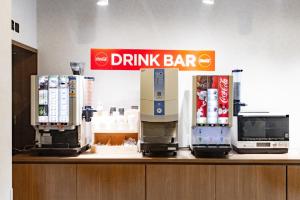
[256,142,271,147]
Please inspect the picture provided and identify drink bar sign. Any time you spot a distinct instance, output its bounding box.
[91,49,215,71]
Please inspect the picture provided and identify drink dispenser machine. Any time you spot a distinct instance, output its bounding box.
[191,75,233,157]
[31,74,96,156]
[140,68,178,156]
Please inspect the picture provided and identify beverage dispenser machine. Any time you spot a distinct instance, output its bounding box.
[191,75,233,157]
[140,68,178,156]
[31,74,96,156]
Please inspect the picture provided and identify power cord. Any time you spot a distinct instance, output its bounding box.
[12,145,35,155]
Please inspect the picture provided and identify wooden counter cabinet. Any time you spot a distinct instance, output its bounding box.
[146,164,215,200]
[13,152,300,200]
[216,165,286,200]
[77,164,145,200]
[13,164,77,200]
[288,166,300,200]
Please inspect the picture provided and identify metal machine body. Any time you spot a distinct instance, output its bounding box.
[31,75,95,156]
[231,113,289,154]
[140,68,179,156]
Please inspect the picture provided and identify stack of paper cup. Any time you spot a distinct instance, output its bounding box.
[207,89,218,124]
[196,90,207,124]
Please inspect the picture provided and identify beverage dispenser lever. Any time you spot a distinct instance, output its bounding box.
[82,106,97,122]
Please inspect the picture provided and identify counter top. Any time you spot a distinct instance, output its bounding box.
[12,148,300,164]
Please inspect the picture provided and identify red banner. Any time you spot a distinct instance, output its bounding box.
[91,49,215,71]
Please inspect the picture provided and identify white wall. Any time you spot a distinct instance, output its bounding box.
[37,0,300,148]
[12,0,37,48]
[0,0,12,199]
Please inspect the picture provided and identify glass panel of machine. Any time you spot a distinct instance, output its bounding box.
[239,117,288,140]
[242,120,266,138]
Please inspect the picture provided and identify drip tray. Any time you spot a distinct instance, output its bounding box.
[191,144,231,158]
[141,142,178,157]
[31,145,90,156]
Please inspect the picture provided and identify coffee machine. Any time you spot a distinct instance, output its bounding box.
[30,64,96,156]
[140,68,178,156]
[190,75,233,157]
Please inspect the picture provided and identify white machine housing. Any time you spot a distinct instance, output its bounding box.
[31,75,89,148]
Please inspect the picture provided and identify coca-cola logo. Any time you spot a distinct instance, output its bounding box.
[95,52,109,66]
[219,77,229,104]
[198,54,211,68]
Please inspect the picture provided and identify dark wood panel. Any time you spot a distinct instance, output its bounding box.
[216,165,286,200]
[288,166,300,200]
[13,164,76,200]
[77,164,145,200]
[12,40,38,53]
[12,43,37,150]
[147,164,215,200]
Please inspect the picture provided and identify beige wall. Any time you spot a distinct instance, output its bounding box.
[0,0,12,199]
[12,0,37,48]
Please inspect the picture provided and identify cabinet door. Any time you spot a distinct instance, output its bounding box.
[13,164,76,200]
[146,165,215,200]
[77,164,145,200]
[288,166,300,200]
[216,165,286,200]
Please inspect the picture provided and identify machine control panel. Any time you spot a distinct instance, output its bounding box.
[154,69,165,116]
[154,69,165,100]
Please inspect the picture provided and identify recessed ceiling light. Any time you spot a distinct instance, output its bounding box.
[97,0,108,6]
[202,0,215,5]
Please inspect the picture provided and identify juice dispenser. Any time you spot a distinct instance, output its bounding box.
[191,75,233,157]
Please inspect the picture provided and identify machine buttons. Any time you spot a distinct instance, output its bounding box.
[154,101,165,116]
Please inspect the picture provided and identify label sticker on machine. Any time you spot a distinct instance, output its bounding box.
[38,76,49,123]
[48,76,59,123]
[59,76,69,123]
[69,76,77,97]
